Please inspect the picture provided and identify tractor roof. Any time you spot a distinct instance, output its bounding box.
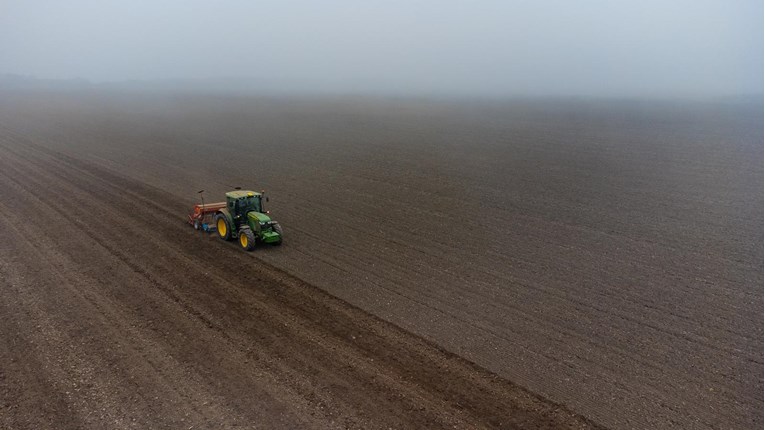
[226,190,260,199]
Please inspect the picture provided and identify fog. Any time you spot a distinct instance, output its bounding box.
[1,0,762,97]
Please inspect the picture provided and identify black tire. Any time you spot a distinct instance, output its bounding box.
[239,227,257,251]
[215,213,232,241]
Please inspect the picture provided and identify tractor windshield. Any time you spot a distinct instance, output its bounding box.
[242,195,262,213]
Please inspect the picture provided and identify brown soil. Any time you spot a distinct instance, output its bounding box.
[0,92,761,429]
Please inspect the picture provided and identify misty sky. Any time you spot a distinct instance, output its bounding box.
[1,0,762,96]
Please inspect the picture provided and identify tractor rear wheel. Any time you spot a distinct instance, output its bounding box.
[239,227,256,251]
[215,214,232,241]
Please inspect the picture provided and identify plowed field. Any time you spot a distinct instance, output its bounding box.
[0,92,761,429]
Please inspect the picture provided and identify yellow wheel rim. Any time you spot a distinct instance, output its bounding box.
[240,233,248,248]
[217,218,227,237]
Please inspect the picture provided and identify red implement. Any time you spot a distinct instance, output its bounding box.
[188,202,226,231]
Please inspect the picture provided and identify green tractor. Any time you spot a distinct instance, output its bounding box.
[214,190,283,250]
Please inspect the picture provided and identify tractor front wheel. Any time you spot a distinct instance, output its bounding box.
[239,227,256,251]
[215,214,232,241]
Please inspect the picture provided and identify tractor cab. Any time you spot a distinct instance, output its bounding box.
[226,190,263,219]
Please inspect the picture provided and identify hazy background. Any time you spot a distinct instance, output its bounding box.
[0,0,762,97]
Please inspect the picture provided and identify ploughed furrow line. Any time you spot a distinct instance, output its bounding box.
[0,135,601,429]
